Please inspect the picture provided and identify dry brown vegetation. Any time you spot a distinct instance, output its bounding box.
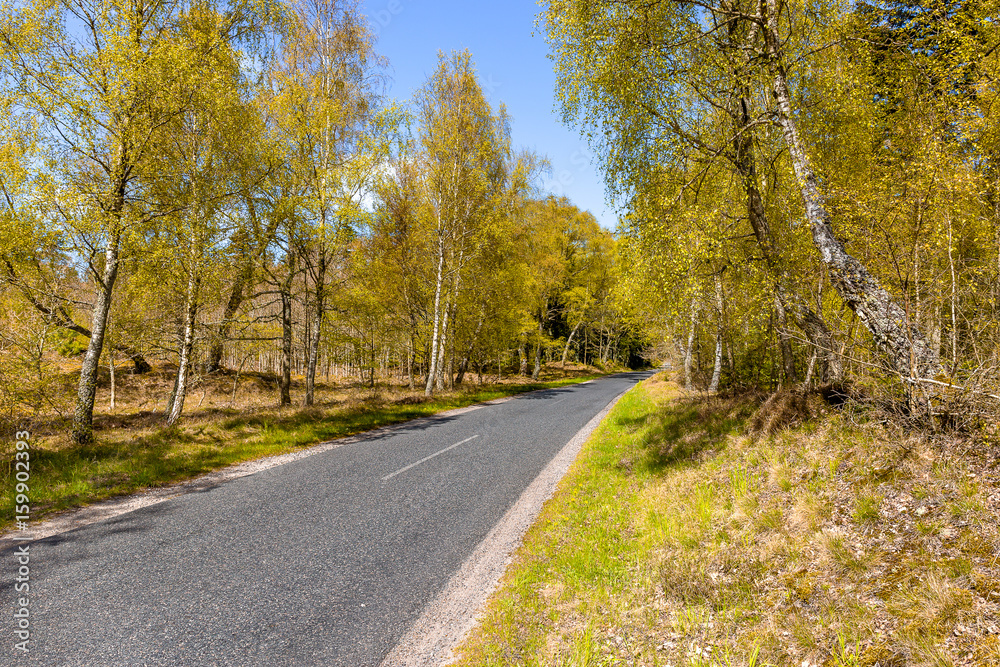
[12,360,602,437]
[454,374,1000,667]
[0,361,606,532]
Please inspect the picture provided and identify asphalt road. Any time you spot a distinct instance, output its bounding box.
[2,371,652,666]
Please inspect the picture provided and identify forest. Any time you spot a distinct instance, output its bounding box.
[3,0,999,662]
[1,0,998,443]
[545,0,1000,427]
[0,0,644,446]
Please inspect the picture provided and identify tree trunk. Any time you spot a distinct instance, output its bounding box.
[305,248,327,406]
[446,302,456,390]
[804,351,817,388]
[279,269,294,406]
[709,275,724,392]
[205,266,248,373]
[435,296,450,392]
[709,337,723,392]
[532,307,544,381]
[519,332,529,376]
[425,234,446,396]
[763,0,941,380]
[444,257,464,391]
[931,318,942,359]
[775,296,797,385]
[684,299,697,391]
[407,332,415,390]
[947,208,959,375]
[72,231,120,445]
[561,318,583,368]
[166,273,200,426]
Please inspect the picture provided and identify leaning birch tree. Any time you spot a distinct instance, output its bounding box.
[542,0,943,390]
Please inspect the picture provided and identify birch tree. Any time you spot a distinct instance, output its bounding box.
[269,0,384,406]
[1,0,178,443]
[757,0,943,381]
[155,9,259,425]
[0,0,278,443]
[416,50,519,396]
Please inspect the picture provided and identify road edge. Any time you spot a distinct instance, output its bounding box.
[0,377,606,547]
[379,386,632,667]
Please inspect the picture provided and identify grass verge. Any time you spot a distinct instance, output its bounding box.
[452,373,1000,667]
[0,373,601,534]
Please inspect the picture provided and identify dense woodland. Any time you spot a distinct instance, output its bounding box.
[0,0,643,443]
[2,0,998,445]
[543,0,1000,425]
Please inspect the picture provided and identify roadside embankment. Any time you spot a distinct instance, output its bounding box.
[453,373,1000,666]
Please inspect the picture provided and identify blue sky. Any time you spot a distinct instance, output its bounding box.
[359,0,617,229]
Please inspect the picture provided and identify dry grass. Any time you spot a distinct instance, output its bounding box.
[0,361,605,531]
[13,360,603,435]
[453,374,1000,667]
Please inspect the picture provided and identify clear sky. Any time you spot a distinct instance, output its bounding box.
[359,0,618,229]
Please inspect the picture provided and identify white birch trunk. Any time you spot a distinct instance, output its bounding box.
[709,337,723,393]
[435,301,450,392]
[561,318,583,368]
[709,275,724,392]
[775,296,797,385]
[305,246,326,406]
[804,351,817,388]
[763,0,941,381]
[684,299,698,391]
[425,232,446,396]
[166,273,200,427]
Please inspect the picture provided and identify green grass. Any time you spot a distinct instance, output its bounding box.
[452,375,1000,667]
[452,376,752,666]
[0,375,599,532]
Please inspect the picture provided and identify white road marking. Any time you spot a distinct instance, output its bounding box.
[380,389,630,667]
[0,381,595,545]
[382,435,480,482]
[442,405,484,416]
